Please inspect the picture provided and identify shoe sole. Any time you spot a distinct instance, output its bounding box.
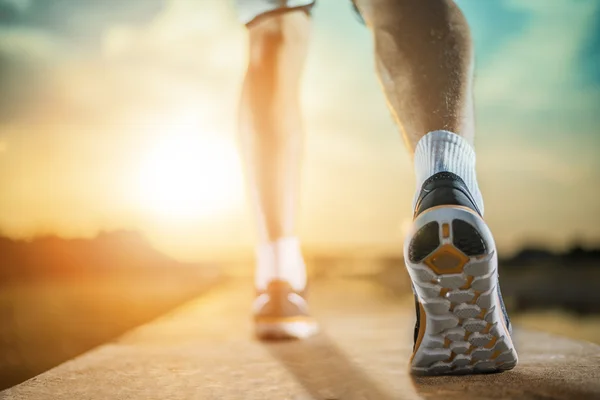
[255,317,319,340]
[404,206,518,375]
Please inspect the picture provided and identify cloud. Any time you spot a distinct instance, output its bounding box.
[0,0,249,242]
[0,0,164,38]
[474,0,600,134]
[0,0,31,13]
[0,26,64,59]
[472,0,600,203]
[464,0,600,251]
[0,0,245,125]
[0,0,598,254]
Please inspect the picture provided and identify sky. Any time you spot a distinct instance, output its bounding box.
[0,0,599,260]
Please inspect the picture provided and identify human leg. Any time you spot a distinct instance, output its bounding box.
[354,0,517,374]
[237,1,317,339]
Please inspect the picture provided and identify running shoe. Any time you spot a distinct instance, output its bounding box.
[404,171,518,375]
[253,279,319,340]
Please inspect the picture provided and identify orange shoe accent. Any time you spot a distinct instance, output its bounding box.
[424,244,470,275]
[482,323,493,334]
[484,336,498,349]
[411,302,427,362]
[490,350,502,360]
[442,223,450,238]
[470,292,482,305]
[460,276,474,290]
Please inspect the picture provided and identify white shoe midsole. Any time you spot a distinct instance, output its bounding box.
[255,320,319,339]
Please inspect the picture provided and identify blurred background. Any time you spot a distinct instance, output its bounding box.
[0,0,599,391]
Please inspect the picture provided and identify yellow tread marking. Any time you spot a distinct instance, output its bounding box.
[484,336,498,349]
[424,244,470,275]
[477,308,487,319]
[482,323,493,334]
[490,350,502,360]
[470,292,482,304]
[460,276,474,290]
[447,351,457,362]
[442,223,450,238]
[444,338,451,348]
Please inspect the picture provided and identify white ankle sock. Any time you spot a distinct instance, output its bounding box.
[413,130,484,215]
[255,237,306,291]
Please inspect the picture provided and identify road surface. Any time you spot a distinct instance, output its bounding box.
[2,279,599,399]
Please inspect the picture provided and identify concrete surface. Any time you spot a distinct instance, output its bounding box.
[2,279,599,400]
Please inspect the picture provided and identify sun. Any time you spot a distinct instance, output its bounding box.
[135,127,244,222]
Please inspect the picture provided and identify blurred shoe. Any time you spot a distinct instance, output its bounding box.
[404,171,518,375]
[253,279,319,340]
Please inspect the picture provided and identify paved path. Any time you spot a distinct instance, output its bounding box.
[2,279,599,400]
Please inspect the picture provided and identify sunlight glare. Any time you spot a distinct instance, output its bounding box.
[136,126,244,222]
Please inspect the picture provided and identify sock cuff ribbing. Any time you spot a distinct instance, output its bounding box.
[413,130,484,215]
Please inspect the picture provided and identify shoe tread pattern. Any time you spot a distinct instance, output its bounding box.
[407,212,517,375]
